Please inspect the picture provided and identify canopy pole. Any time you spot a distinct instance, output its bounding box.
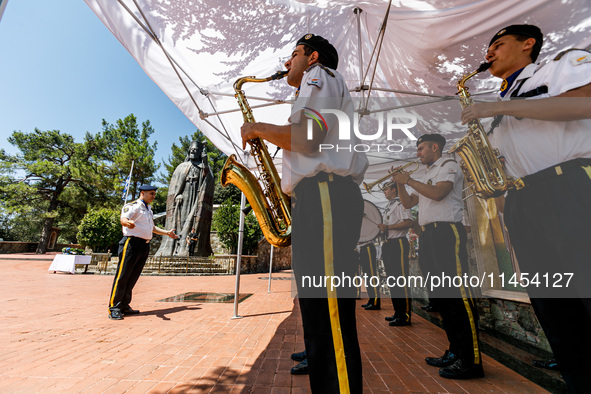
[232,193,247,319]
[267,245,275,293]
[354,7,364,87]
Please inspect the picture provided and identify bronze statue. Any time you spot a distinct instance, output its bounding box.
[156,140,214,257]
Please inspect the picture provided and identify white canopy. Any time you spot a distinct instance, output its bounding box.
[85,0,591,206]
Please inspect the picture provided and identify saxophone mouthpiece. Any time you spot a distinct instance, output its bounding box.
[271,70,289,80]
[477,62,492,73]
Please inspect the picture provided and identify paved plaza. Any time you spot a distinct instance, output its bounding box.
[0,254,546,393]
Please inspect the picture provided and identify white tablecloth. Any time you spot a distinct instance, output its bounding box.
[48,254,92,274]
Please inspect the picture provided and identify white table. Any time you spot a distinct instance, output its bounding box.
[48,254,92,274]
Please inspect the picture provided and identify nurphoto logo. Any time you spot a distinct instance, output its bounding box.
[305,108,418,153]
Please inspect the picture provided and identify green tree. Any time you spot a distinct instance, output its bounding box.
[77,208,122,253]
[212,198,262,255]
[100,114,159,201]
[1,129,103,253]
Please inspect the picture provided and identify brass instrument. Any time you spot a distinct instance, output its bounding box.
[362,161,420,194]
[220,71,292,247]
[449,63,514,198]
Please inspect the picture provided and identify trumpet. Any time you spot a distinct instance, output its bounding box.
[362,161,420,194]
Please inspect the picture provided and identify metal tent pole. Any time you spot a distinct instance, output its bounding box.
[232,193,247,319]
[267,245,274,293]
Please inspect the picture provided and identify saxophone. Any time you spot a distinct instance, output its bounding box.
[449,63,514,198]
[220,71,292,247]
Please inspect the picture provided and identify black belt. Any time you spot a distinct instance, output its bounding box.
[386,236,407,242]
[513,158,591,190]
[312,171,353,183]
[125,235,151,244]
[420,221,462,232]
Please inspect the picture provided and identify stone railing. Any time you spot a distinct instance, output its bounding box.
[0,241,82,254]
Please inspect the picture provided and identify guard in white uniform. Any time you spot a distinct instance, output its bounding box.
[462,24,591,392]
[108,184,179,320]
[377,181,413,326]
[392,134,483,380]
[241,34,368,393]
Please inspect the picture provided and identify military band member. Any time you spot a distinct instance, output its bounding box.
[461,24,591,392]
[377,181,413,326]
[241,34,368,393]
[358,241,380,310]
[392,134,483,379]
[108,184,179,320]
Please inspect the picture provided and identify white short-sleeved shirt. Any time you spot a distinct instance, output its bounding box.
[121,199,154,240]
[384,199,412,239]
[282,64,369,195]
[489,50,591,178]
[411,156,464,225]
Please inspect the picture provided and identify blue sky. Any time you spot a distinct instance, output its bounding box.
[0,0,198,180]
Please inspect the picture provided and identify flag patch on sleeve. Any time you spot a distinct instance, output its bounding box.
[307,78,323,88]
[572,54,591,66]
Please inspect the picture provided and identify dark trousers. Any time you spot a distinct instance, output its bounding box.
[188,241,197,256]
[359,242,379,304]
[293,173,363,393]
[383,237,411,321]
[504,160,591,393]
[109,236,150,311]
[420,222,481,366]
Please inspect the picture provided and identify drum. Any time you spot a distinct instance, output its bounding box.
[359,200,382,243]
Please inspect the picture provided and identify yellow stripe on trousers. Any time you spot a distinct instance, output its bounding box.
[583,165,591,180]
[451,224,480,365]
[367,245,378,304]
[109,237,131,308]
[399,239,410,318]
[319,181,350,394]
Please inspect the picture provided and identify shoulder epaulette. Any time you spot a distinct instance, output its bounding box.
[307,63,335,77]
[554,48,591,61]
[440,159,457,167]
[318,64,335,77]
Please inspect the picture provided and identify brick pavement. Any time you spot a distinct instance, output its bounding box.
[0,254,546,393]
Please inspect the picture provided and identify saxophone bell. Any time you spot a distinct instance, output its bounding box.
[450,63,514,198]
[221,71,292,247]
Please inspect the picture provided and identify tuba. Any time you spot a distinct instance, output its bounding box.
[449,63,514,198]
[220,71,292,247]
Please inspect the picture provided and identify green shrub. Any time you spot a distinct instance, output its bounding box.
[212,198,262,255]
[77,208,122,253]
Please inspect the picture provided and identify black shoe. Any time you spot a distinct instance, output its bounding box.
[109,309,123,320]
[439,359,484,379]
[532,358,559,371]
[385,315,396,322]
[121,307,140,315]
[421,304,438,312]
[364,302,381,310]
[290,359,309,375]
[426,350,457,367]
[361,301,372,308]
[291,350,306,362]
[389,318,411,327]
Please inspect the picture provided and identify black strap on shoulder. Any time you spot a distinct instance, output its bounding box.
[487,79,548,135]
[514,85,548,98]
